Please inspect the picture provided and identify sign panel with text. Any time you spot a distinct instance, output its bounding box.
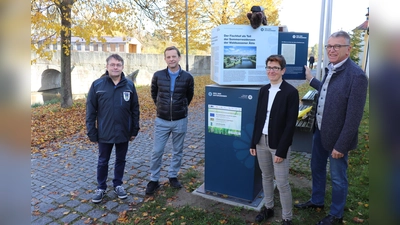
[278,32,309,80]
[211,25,279,85]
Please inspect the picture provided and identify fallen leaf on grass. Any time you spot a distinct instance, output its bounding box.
[352,217,364,223]
[134,217,141,224]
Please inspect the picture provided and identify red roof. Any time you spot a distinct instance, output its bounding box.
[355,20,369,31]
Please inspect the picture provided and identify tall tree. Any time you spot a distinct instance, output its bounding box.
[349,29,364,65]
[199,0,281,27]
[59,0,74,108]
[164,0,211,55]
[161,0,282,55]
[31,0,162,108]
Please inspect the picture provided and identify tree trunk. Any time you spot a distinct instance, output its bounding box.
[60,0,74,108]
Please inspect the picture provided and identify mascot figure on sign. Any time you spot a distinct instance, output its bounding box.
[247,6,268,29]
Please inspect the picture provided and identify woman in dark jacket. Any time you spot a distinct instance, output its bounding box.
[250,55,299,225]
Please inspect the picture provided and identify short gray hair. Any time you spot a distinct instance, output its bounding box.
[330,31,351,45]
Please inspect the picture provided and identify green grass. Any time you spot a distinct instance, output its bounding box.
[31,97,61,108]
[119,76,369,224]
[296,82,314,99]
[124,169,248,225]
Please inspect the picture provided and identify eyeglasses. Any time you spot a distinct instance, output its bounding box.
[108,63,123,68]
[265,66,281,72]
[324,44,349,51]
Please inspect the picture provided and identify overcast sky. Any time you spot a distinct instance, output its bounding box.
[279,0,369,46]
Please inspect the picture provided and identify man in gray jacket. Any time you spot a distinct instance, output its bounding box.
[294,31,368,225]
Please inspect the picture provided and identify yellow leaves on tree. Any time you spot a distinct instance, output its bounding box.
[162,0,282,55]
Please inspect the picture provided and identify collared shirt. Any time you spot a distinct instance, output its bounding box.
[316,58,348,129]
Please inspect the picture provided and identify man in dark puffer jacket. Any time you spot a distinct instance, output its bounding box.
[146,46,194,195]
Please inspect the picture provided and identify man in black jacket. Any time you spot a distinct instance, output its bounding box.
[86,54,140,203]
[146,46,194,195]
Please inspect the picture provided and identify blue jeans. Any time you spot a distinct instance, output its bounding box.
[310,128,348,218]
[97,142,128,190]
[149,117,187,181]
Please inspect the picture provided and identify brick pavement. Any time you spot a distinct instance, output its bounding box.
[31,103,311,225]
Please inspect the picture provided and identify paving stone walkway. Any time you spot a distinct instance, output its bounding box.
[31,103,311,225]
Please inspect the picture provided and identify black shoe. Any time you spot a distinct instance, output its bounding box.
[255,207,274,222]
[282,219,294,225]
[169,178,182,189]
[316,215,343,225]
[145,181,160,195]
[294,200,324,210]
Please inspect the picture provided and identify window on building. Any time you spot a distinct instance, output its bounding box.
[53,43,58,50]
[110,44,116,52]
[129,44,137,53]
[93,43,98,51]
[85,44,90,51]
[119,44,125,52]
[103,44,108,52]
[77,43,81,51]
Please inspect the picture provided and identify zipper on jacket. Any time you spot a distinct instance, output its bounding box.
[170,92,173,121]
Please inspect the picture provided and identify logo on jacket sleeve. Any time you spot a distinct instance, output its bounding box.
[123,92,130,101]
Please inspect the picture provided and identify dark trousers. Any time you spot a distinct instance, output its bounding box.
[310,128,348,218]
[97,142,128,190]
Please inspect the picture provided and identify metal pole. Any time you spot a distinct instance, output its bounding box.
[185,0,189,71]
[323,0,333,79]
[316,0,326,81]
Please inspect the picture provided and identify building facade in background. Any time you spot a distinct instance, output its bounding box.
[41,36,142,54]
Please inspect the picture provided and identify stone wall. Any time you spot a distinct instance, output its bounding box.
[31,51,211,94]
